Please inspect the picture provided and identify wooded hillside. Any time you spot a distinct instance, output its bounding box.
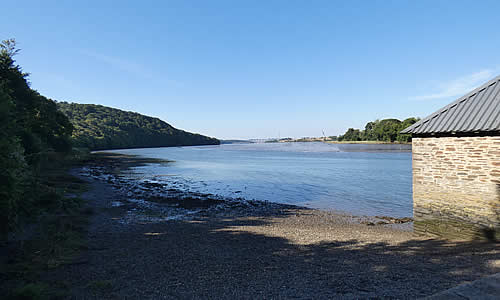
[57,102,220,150]
[0,39,219,239]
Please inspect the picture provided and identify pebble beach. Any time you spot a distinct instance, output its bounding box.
[43,153,500,299]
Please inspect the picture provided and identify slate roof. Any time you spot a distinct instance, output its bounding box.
[402,75,500,135]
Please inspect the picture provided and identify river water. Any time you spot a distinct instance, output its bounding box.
[108,142,413,217]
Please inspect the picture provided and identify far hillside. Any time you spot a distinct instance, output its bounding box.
[57,102,220,150]
[220,139,254,144]
[337,117,419,143]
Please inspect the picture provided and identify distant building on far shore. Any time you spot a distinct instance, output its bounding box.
[401,75,500,240]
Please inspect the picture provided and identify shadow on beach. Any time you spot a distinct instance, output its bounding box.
[22,155,497,299]
[48,192,499,299]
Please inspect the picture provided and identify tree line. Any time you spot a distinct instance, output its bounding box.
[337,118,419,143]
[57,102,219,151]
[0,39,74,238]
[0,39,219,239]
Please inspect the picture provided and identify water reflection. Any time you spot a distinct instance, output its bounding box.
[110,142,413,217]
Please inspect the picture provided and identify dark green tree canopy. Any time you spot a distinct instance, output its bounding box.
[57,102,220,150]
[0,39,74,238]
[338,117,419,143]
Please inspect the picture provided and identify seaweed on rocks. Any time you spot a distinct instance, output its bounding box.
[78,154,303,225]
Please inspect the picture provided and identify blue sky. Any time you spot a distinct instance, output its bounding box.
[2,0,500,139]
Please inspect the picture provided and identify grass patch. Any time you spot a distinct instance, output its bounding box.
[2,206,89,298]
[1,151,91,299]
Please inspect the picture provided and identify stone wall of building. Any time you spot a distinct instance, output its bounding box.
[412,135,500,240]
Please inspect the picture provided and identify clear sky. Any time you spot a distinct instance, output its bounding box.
[2,0,500,139]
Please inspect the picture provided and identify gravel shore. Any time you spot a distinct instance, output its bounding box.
[44,155,500,299]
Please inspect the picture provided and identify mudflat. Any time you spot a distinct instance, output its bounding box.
[43,155,499,299]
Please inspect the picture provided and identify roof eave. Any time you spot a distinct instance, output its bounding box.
[400,74,500,135]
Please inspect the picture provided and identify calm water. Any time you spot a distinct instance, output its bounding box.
[109,142,413,217]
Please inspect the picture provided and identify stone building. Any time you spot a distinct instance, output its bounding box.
[401,75,500,240]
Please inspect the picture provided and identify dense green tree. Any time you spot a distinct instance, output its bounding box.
[363,121,377,140]
[0,38,217,238]
[338,117,419,143]
[396,117,419,143]
[338,128,362,141]
[57,102,220,150]
[0,39,74,238]
[0,81,26,239]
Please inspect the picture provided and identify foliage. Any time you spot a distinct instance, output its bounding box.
[0,39,74,239]
[337,117,419,143]
[56,102,220,150]
[0,78,26,238]
[4,193,89,299]
[11,283,48,300]
[0,38,217,238]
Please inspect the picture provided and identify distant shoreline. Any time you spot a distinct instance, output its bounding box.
[326,140,411,145]
[252,139,412,145]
